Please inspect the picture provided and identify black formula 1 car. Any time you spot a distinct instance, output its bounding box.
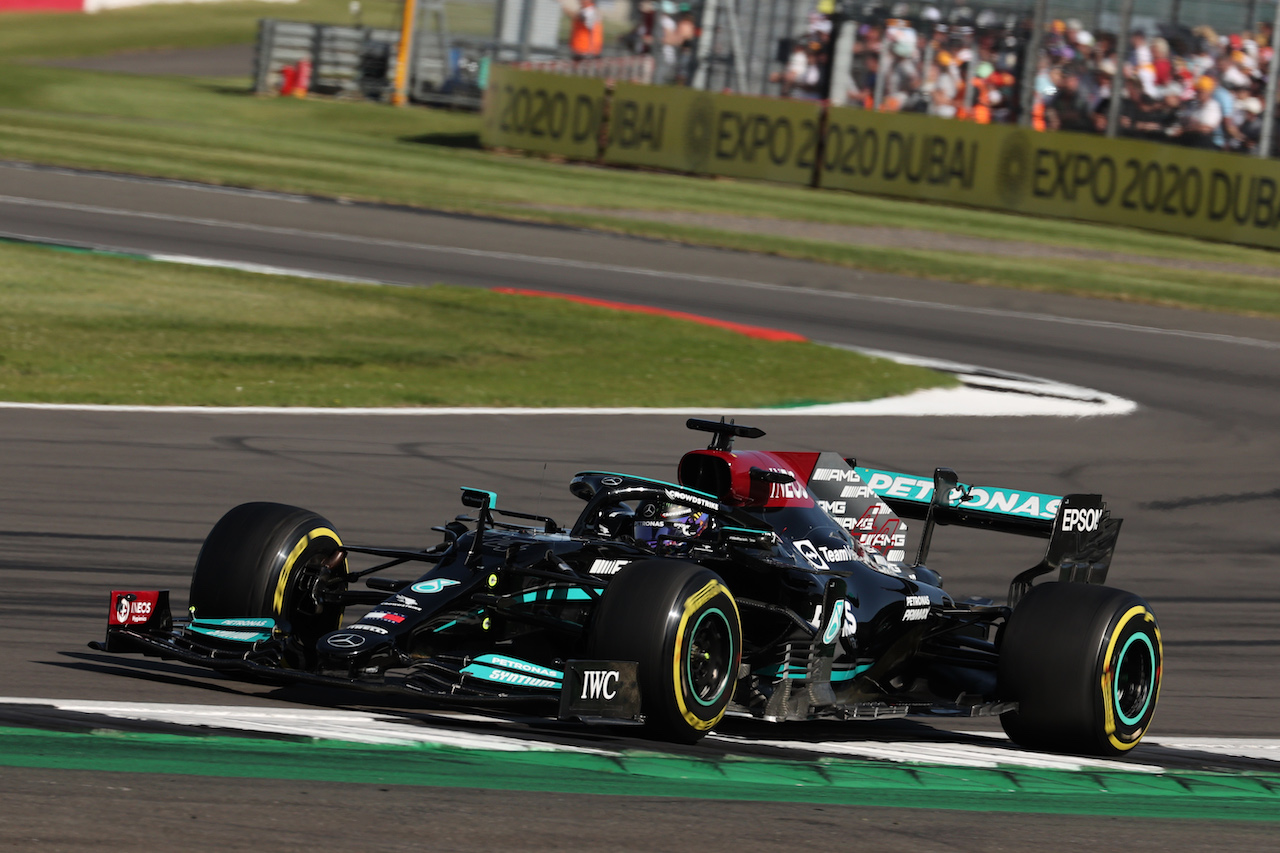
[96,419,1162,756]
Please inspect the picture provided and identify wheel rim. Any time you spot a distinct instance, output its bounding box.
[291,553,331,617]
[686,607,732,706]
[1114,632,1156,726]
[280,541,345,637]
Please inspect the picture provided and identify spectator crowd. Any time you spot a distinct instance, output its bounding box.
[585,0,1280,156]
[780,4,1280,155]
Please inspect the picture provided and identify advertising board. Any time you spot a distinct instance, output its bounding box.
[481,65,605,161]
[605,83,821,186]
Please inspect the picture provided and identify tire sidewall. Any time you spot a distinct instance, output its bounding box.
[999,582,1162,756]
[190,503,346,638]
[261,516,345,630]
[661,573,741,734]
[589,560,742,742]
[1095,601,1162,752]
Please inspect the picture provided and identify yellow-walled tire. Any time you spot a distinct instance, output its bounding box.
[998,582,1162,756]
[189,502,347,665]
[590,560,741,743]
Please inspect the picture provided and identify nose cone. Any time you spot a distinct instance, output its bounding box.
[319,629,385,657]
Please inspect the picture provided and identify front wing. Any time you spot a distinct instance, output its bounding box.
[93,589,641,723]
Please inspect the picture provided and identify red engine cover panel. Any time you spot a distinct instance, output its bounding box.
[679,450,820,507]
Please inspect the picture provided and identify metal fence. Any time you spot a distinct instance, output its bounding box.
[692,0,811,94]
[253,20,402,99]
[253,0,567,108]
[515,55,657,82]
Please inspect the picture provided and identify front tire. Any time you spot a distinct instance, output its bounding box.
[590,560,742,743]
[189,502,347,664]
[998,582,1162,756]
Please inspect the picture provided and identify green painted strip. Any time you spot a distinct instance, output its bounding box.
[0,234,151,261]
[0,727,1277,820]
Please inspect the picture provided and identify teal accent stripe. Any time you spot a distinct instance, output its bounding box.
[831,665,872,683]
[1115,633,1157,726]
[459,664,560,690]
[1,727,1277,821]
[854,467,1061,522]
[191,617,276,629]
[518,588,593,603]
[473,654,563,680]
[754,663,871,682]
[780,665,870,682]
[686,608,732,707]
[185,626,272,643]
[460,486,497,508]
[754,664,809,681]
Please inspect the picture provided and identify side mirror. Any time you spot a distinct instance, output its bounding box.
[750,466,795,485]
[460,488,496,509]
[569,478,595,501]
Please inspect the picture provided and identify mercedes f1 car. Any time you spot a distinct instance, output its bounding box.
[96,418,1162,756]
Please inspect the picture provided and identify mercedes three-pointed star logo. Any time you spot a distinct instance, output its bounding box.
[326,633,365,649]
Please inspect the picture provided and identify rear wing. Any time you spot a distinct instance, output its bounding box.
[854,466,1061,538]
[852,466,1122,606]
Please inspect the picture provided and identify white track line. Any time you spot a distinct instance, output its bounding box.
[148,252,384,285]
[709,733,1166,773]
[1,193,1276,351]
[0,386,1134,418]
[1143,737,1280,762]
[0,697,603,752]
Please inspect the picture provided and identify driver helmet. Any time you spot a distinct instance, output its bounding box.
[634,500,712,552]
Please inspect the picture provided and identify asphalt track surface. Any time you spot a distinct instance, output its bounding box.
[2,160,1279,850]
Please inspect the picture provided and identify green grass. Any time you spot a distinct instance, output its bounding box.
[1,4,1279,318]
[0,242,951,407]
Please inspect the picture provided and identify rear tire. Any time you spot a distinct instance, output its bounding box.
[998,582,1162,756]
[590,560,741,743]
[189,502,347,665]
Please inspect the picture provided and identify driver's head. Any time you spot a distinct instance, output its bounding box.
[634,501,710,549]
